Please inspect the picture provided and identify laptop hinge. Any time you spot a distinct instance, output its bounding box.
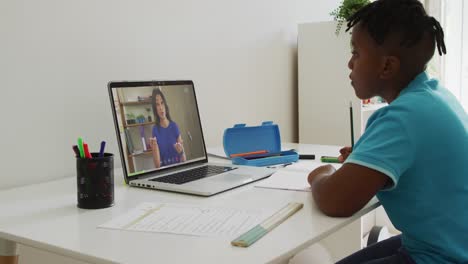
[134,159,209,180]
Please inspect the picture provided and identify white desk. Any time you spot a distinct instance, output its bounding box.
[0,144,379,264]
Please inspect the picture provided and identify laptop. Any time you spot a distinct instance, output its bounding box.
[108,80,274,196]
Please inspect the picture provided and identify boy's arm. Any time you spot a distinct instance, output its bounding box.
[308,163,389,217]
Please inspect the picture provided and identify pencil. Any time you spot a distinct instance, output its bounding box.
[349,101,354,147]
[230,150,268,158]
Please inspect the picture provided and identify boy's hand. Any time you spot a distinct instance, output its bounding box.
[338,146,352,163]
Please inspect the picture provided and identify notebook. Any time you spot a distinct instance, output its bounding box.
[108,80,274,196]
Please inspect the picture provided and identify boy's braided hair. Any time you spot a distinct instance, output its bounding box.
[346,0,446,56]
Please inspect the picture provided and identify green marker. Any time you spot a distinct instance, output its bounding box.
[77,137,85,158]
[320,156,340,163]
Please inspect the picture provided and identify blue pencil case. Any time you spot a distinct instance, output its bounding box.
[223,121,299,167]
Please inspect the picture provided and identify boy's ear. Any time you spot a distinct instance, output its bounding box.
[379,56,400,79]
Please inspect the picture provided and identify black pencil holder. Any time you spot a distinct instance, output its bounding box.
[76,153,114,209]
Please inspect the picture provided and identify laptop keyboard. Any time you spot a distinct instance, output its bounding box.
[150,165,237,185]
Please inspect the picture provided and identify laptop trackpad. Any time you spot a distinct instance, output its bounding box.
[213,173,253,184]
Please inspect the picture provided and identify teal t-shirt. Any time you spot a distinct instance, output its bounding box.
[346,72,468,263]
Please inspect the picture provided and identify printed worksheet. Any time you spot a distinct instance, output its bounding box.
[99,202,273,237]
[255,162,342,192]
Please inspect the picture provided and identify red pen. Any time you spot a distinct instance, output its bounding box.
[83,143,92,158]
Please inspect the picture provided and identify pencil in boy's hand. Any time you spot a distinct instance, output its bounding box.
[349,101,355,148]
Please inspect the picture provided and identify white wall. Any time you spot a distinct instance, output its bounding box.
[1,1,343,263]
[0,0,340,191]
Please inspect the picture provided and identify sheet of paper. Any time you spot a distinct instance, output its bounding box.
[255,162,342,192]
[99,202,273,237]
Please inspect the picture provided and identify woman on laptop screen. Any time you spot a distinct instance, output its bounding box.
[149,88,186,168]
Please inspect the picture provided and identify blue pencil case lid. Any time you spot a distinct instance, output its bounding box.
[223,121,299,166]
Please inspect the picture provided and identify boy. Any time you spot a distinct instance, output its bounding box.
[307,0,468,263]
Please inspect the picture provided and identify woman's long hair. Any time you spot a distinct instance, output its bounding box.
[151,88,172,127]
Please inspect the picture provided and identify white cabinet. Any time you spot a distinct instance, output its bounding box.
[298,21,387,145]
[298,21,362,146]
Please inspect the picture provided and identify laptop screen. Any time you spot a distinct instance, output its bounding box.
[108,81,208,178]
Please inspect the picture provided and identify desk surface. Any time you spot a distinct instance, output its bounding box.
[0,144,379,264]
